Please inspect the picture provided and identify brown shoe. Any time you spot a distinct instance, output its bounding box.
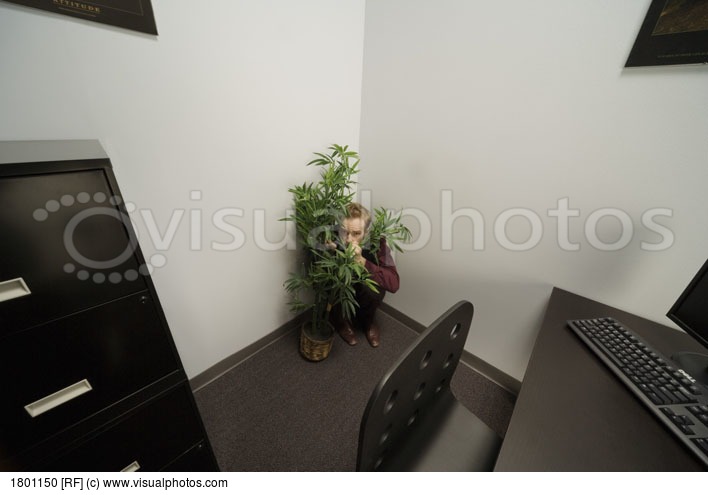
[337,321,358,346]
[365,322,380,348]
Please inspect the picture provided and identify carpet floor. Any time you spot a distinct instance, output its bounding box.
[194,309,516,471]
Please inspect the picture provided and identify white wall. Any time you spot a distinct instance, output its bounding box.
[360,0,708,380]
[0,0,366,377]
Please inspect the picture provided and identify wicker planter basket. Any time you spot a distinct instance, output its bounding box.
[300,322,334,362]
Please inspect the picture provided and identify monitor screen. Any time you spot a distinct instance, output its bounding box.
[668,258,708,351]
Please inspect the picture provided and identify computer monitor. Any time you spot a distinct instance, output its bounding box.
[667,257,708,387]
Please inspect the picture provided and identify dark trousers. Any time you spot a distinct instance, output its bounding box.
[332,284,385,330]
[354,284,385,329]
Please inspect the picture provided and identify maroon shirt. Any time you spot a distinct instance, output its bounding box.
[363,239,400,293]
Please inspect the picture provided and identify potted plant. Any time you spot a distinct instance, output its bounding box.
[283,144,410,361]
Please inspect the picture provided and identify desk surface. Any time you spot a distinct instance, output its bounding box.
[494,287,706,471]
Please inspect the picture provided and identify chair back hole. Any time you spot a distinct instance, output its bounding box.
[407,411,418,426]
[414,382,425,400]
[384,390,398,414]
[443,353,454,369]
[435,378,446,393]
[450,323,461,339]
[379,424,392,445]
[420,350,432,369]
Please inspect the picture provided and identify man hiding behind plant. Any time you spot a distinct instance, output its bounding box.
[329,202,399,347]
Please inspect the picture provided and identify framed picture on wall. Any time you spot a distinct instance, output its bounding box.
[1,0,158,35]
[626,0,708,67]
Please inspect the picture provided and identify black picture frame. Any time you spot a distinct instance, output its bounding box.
[2,0,158,35]
[626,0,708,67]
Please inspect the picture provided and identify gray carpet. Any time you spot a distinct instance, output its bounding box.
[194,309,516,471]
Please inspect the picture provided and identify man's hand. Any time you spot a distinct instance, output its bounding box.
[351,242,367,267]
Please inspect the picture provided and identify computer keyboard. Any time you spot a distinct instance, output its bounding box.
[567,317,708,468]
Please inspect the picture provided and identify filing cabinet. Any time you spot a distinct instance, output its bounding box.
[0,141,218,471]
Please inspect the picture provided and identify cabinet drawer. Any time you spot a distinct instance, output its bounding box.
[0,292,180,460]
[0,169,146,337]
[41,385,203,472]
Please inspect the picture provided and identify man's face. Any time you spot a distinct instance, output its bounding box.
[339,217,366,246]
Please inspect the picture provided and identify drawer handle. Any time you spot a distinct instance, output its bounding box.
[121,461,141,472]
[24,379,93,418]
[0,277,31,303]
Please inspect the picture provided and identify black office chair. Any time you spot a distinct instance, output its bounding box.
[356,301,502,471]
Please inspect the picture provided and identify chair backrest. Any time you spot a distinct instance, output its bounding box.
[356,301,474,471]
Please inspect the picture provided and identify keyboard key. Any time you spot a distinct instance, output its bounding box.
[673,415,694,426]
[649,384,671,404]
[679,424,695,435]
[676,388,698,404]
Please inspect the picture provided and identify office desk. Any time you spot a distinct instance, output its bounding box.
[494,287,706,471]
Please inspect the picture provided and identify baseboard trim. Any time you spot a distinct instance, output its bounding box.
[189,312,307,392]
[458,353,521,397]
[380,302,521,397]
[380,301,426,333]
